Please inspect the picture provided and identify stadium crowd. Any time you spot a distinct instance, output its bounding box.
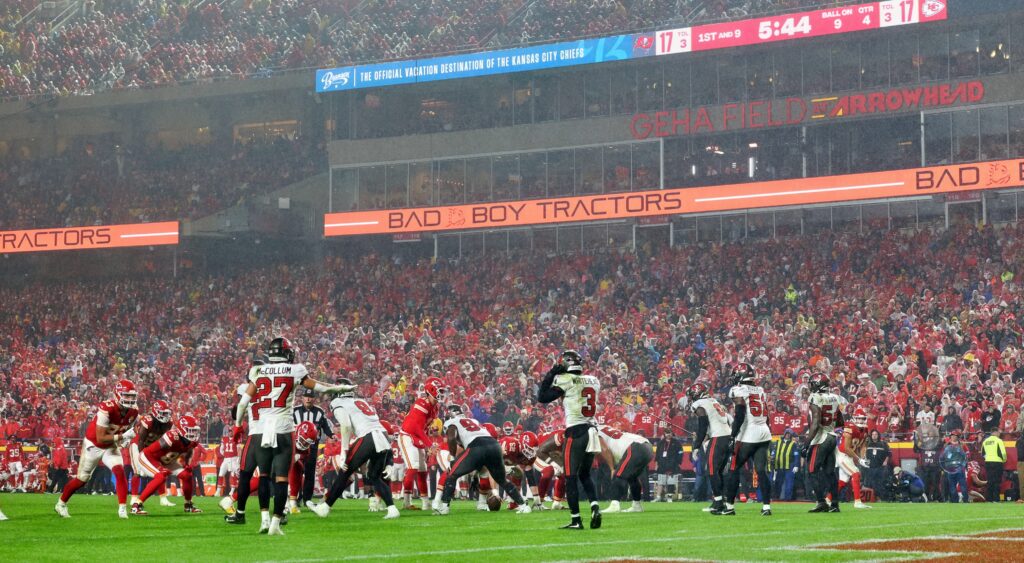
[1,220,1023,502]
[0,0,862,99]
[0,134,322,230]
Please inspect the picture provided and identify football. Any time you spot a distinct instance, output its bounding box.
[486,495,502,512]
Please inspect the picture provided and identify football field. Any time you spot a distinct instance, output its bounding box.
[1,493,1021,562]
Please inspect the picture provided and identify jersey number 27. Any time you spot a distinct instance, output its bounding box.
[250,376,295,420]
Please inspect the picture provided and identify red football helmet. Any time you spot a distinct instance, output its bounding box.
[502,421,515,436]
[424,377,447,402]
[520,431,538,458]
[295,421,318,451]
[151,400,172,424]
[483,422,499,439]
[852,406,868,428]
[115,379,138,410]
[175,414,200,442]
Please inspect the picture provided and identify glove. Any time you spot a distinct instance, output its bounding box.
[550,364,568,376]
[339,461,348,473]
[800,443,810,459]
[115,434,131,449]
[232,425,245,444]
[550,462,564,476]
[383,465,396,481]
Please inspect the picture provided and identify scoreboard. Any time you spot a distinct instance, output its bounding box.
[654,0,947,56]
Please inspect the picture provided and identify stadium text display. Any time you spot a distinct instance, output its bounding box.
[0,221,180,254]
[630,79,984,140]
[325,158,1022,236]
[315,0,946,92]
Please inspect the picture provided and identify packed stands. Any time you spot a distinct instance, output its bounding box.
[0,134,322,230]
[3,222,1023,453]
[0,0,863,99]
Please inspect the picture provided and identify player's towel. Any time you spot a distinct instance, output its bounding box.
[371,429,390,453]
[586,426,602,453]
[261,417,278,448]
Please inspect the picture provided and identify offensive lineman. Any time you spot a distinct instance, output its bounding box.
[804,372,845,513]
[537,350,602,530]
[687,382,733,514]
[598,426,653,514]
[229,337,355,535]
[308,378,400,520]
[433,405,530,515]
[721,363,773,516]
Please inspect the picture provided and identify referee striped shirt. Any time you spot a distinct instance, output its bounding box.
[293,405,334,440]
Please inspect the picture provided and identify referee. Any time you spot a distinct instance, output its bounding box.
[294,388,334,506]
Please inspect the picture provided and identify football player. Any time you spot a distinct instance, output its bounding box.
[398,376,445,511]
[308,380,399,520]
[537,350,602,530]
[836,405,870,509]
[131,415,203,514]
[129,399,176,508]
[721,363,774,517]
[55,379,139,519]
[215,428,240,498]
[230,337,355,535]
[5,441,24,492]
[498,430,543,511]
[288,421,320,512]
[803,372,845,513]
[534,430,567,509]
[598,426,653,514]
[433,405,530,515]
[687,382,732,514]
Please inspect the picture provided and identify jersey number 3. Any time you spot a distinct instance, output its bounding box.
[250,376,295,420]
[581,387,597,417]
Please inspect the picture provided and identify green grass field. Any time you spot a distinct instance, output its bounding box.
[0,493,1020,562]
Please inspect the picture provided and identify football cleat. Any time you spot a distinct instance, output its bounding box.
[0,509,7,521]
[475,500,490,512]
[532,500,549,510]
[368,497,382,512]
[854,500,871,509]
[828,505,841,513]
[267,516,284,536]
[808,502,830,513]
[224,512,246,525]
[131,503,148,515]
[550,500,564,510]
[761,508,772,516]
[561,519,584,530]
[603,500,621,513]
[507,502,519,511]
[590,505,602,529]
[288,505,301,515]
[54,501,70,518]
[714,507,736,516]
[433,504,450,516]
[516,504,532,514]
[118,505,129,519]
[259,513,271,534]
[184,502,203,514]
[625,502,644,513]
[308,501,330,518]
[219,496,236,514]
[384,505,401,520]
[160,496,176,507]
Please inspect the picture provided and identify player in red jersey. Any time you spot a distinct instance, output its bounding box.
[5,441,25,492]
[836,405,871,509]
[398,377,445,511]
[131,415,204,514]
[216,429,240,497]
[55,379,140,519]
[287,422,319,512]
[535,430,567,510]
[500,431,544,510]
[966,461,987,502]
[129,399,175,508]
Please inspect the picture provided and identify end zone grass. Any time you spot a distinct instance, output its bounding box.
[0,493,1020,562]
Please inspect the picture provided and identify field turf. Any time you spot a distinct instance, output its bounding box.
[0,493,1021,562]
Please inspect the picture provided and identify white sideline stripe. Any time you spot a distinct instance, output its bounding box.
[258,517,1016,563]
[694,181,905,203]
[325,221,380,228]
[119,231,179,238]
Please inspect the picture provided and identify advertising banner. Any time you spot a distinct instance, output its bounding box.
[316,33,646,92]
[0,221,180,254]
[324,158,1023,236]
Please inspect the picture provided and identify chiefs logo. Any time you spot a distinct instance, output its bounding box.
[633,35,654,50]
[922,0,946,18]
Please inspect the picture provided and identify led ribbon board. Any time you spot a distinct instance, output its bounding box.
[325,158,1022,236]
[0,221,180,254]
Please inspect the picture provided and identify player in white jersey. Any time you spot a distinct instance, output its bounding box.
[230,337,355,535]
[597,426,653,514]
[803,372,846,513]
[433,405,529,515]
[686,382,733,513]
[307,379,399,520]
[537,350,603,530]
[721,363,774,517]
